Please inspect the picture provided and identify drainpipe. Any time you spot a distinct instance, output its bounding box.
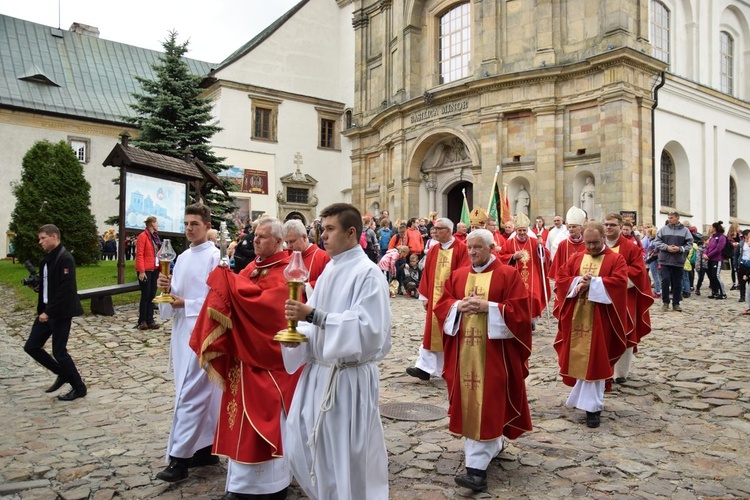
[651,71,666,226]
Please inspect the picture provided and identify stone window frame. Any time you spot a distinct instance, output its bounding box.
[286,186,310,204]
[68,136,90,164]
[437,2,471,85]
[316,107,341,151]
[720,30,735,96]
[650,0,670,67]
[249,94,282,143]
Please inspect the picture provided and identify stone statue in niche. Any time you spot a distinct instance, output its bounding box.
[579,177,596,218]
[515,186,530,217]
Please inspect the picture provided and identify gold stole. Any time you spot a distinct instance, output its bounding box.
[459,271,493,440]
[568,254,604,379]
[429,248,454,351]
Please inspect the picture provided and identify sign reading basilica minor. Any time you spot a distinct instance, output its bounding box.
[410,99,470,125]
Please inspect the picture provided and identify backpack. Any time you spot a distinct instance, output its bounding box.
[722,236,734,260]
[359,230,368,250]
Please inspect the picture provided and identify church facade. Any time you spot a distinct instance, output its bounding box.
[345,0,749,230]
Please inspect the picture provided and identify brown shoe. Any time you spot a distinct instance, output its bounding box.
[137,322,150,330]
[147,323,161,330]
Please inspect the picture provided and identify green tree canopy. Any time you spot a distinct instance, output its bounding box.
[10,140,100,264]
[124,31,234,227]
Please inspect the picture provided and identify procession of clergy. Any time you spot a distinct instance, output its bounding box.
[155,198,652,499]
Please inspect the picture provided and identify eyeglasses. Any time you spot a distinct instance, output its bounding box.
[434,226,449,231]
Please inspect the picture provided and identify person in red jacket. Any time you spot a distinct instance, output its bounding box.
[135,216,160,330]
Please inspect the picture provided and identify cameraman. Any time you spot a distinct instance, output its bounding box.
[23,224,86,401]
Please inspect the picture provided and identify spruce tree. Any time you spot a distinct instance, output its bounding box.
[125,31,234,227]
[10,140,100,264]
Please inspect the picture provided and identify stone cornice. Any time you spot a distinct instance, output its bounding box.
[347,47,665,137]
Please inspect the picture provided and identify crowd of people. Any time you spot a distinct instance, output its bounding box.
[22,200,743,498]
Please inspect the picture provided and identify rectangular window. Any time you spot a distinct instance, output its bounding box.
[68,137,89,163]
[286,187,309,204]
[720,32,734,95]
[439,3,471,84]
[320,119,335,149]
[650,1,670,66]
[249,95,281,143]
[254,107,272,140]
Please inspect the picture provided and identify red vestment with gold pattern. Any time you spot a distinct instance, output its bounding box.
[498,236,550,318]
[553,248,629,387]
[190,252,301,464]
[433,259,532,441]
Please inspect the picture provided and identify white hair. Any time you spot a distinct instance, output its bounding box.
[282,219,307,238]
[256,217,283,239]
[466,228,494,247]
[435,217,453,233]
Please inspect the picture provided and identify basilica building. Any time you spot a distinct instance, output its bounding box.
[345,0,749,230]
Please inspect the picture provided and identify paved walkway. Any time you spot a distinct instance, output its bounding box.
[1,272,749,499]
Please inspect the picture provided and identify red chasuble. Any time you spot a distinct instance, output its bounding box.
[499,237,550,319]
[433,259,533,441]
[531,227,549,246]
[553,248,629,387]
[300,244,330,289]
[609,235,653,347]
[417,239,470,352]
[491,230,504,252]
[550,237,586,319]
[190,252,301,464]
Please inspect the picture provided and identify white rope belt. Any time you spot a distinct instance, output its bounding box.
[306,359,374,485]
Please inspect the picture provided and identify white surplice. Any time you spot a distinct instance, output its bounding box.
[159,241,221,460]
[282,246,392,500]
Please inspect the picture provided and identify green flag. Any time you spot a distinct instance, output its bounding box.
[461,190,470,226]
[488,179,501,221]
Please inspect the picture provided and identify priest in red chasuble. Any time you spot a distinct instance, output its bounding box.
[603,213,653,383]
[554,222,628,429]
[499,212,550,322]
[549,206,587,318]
[282,218,330,291]
[190,217,301,499]
[433,229,532,493]
[405,217,469,382]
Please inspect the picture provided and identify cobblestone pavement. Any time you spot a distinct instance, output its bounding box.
[1,272,749,499]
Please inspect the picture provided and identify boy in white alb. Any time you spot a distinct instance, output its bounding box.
[155,203,222,482]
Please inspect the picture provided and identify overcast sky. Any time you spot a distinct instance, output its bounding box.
[0,0,301,63]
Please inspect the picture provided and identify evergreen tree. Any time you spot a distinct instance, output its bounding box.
[10,140,100,265]
[125,31,234,227]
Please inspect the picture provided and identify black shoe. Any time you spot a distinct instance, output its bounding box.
[586,411,601,428]
[708,294,718,299]
[189,445,220,468]
[156,457,189,482]
[718,294,727,300]
[454,473,488,492]
[45,375,66,393]
[57,387,86,401]
[147,322,161,330]
[731,284,738,291]
[406,367,430,381]
[739,297,746,303]
[695,289,701,296]
[615,377,627,384]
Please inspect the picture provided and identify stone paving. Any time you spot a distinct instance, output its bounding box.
[1,271,749,499]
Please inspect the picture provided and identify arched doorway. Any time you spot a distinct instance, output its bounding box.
[446,182,473,225]
[284,211,307,225]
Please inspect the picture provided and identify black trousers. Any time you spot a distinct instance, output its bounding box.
[707,260,722,296]
[24,317,84,391]
[738,264,750,299]
[138,269,159,324]
[660,264,684,306]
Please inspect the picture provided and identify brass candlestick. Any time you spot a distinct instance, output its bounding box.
[153,239,176,304]
[273,250,310,343]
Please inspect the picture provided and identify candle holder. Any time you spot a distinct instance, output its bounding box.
[218,221,231,267]
[152,239,177,304]
[273,251,310,343]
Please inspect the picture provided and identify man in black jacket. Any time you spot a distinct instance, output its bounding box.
[23,224,87,401]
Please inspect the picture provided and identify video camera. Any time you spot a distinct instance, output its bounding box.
[22,260,41,292]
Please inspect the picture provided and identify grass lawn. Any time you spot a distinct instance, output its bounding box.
[0,259,140,313]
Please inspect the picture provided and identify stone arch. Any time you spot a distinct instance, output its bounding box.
[720,4,750,98]
[284,211,307,225]
[660,141,690,212]
[406,125,480,181]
